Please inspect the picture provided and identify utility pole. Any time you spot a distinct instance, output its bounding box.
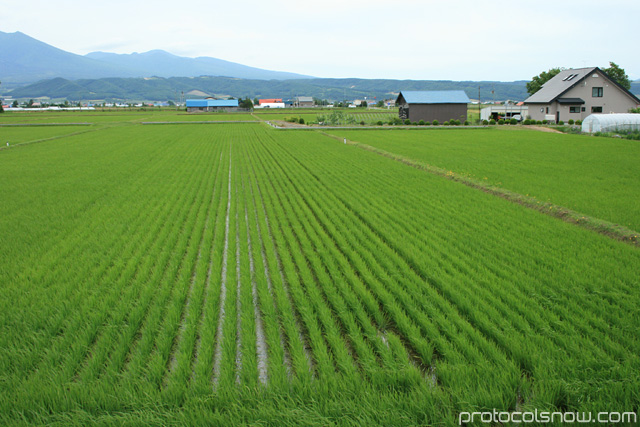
[478,86,481,123]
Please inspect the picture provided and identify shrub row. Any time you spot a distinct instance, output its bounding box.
[384,119,470,126]
[477,119,585,126]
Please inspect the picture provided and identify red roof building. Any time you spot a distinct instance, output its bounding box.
[259,98,283,105]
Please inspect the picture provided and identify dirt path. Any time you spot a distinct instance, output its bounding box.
[527,125,564,134]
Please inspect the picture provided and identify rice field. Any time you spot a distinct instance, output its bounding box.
[1,116,639,425]
[252,108,397,125]
[335,128,640,231]
[0,109,258,125]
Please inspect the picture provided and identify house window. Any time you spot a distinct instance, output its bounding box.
[545,107,549,114]
[591,106,603,113]
[592,87,603,97]
[569,107,581,113]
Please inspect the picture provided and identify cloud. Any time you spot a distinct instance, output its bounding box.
[2,0,638,80]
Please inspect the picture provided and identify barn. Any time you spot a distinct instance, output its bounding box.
[396,91,470,123]
[186,99,239,112]
[294,96,314,107]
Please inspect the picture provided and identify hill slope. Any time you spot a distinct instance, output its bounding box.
[0,31,144,87]
[0,31,311,89]
[7,75,532,102]
[85,50,312,81]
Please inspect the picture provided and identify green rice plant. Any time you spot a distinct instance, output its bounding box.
[337,128,640,231]
[262,128,639,412]
[3,117,640,425]
[244,146,315,384]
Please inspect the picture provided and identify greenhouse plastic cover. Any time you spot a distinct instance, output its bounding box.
[581,113,640,133]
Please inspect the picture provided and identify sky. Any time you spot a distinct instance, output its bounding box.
[2,0,639,81]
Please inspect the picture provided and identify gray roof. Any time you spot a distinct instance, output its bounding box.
[524,67,597,103]
[398,90,470,104]
[296,96,313,102]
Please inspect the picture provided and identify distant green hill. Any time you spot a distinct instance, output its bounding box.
[7,76,534,102]
[4,30,637,103]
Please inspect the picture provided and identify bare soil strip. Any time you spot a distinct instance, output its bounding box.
[247,177,293,379]
[212,151,232,387]
[235,205,242,385]
[245,204,269,385]
[250,166,315,376]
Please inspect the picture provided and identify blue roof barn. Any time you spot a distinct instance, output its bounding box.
[396,90,470,123]
[186,99,239,112]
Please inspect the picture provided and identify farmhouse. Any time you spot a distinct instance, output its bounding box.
[396,91,470,123]
[186,99,239,112]
[524,67,640,122]
[294,96,314,107]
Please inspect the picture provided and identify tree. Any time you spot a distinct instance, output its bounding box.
[603,61,631,90]
[526,67,564,95]
[12,100,18,108]
[328,110,345,125]
[238,97,253,109]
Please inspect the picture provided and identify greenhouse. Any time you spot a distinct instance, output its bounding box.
[581,113,640,133]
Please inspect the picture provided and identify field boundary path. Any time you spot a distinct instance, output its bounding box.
[322,132,640,247]
[141,121,257,125]
[0,123,92,127]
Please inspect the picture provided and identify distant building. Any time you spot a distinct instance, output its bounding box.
[396,91,470,123]
[256,99,285,108]
[294,96,314,107]
[186,99,239,112]
[259,99,283,105]
[524,67,640,122]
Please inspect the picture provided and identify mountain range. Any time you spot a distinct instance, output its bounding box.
[0,30,311,88]
[2,30,639,102]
